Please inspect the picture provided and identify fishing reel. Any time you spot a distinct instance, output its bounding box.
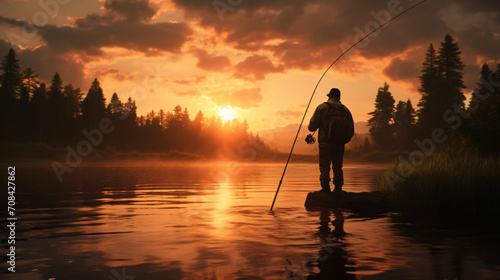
[305,133,316,145]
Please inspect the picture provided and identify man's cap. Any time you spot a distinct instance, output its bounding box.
[327,88,341,98]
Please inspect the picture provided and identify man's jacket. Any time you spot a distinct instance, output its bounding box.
[308,98,354,148]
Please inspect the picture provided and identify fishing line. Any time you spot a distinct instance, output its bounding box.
[270,0,428,211]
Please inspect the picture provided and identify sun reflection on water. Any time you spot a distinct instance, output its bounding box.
[212,180,232,232]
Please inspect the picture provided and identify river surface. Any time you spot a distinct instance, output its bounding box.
[2,161,500,280]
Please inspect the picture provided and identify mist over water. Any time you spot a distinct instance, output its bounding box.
[4,161,500,280]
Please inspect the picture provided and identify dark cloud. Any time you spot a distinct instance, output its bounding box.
[92,68,134,82]
[383,57,420,82]
[193,49,231,72]
[0,0,192,56]
[172,0,500,75]
[450,0,500,14]
[233,54,284,81]
[0,40,87,89]
[38,21,191,56]
[213,88,263,109]
[2,0,499,93]
[0,39,15,55]
[0,15,21,28]
[104,0,158,22]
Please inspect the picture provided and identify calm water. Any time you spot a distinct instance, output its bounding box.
[3,161,500,280]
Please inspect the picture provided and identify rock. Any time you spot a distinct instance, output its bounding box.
[304,190,389,215]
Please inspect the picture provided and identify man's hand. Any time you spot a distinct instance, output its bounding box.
[305,134,316,144]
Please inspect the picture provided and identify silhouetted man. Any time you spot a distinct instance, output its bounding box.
[308,88,354,193]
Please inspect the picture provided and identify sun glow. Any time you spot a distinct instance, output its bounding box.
[218,106,236,122]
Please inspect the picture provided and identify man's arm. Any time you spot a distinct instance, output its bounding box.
[308,106,321,132]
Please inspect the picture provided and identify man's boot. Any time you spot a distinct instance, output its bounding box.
[333,183,342,193]
[320,181,331,193]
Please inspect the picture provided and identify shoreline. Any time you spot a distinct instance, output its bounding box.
[0,141,402,164]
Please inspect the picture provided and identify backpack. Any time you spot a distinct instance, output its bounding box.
[323,102,354,144]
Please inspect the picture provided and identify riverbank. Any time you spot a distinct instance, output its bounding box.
[0,141,319,163]
[377,145,500,216]
[0,141,400,163]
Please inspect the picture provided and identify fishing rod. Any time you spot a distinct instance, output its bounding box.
[270,0,428,211]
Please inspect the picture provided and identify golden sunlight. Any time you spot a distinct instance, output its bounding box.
[218,106,236,122]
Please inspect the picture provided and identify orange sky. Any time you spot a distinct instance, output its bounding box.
[0,0,499,132]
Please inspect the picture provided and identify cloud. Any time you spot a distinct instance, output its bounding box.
[39,21,191,56]
[212,87,263,109]
[383,57,420,82]
[104,0,158,22]
[0,40,15,56]
[0,0,193,56]
[0,0,193,88]
[174,90,199,96]
[2,0,499,96]
[173,75,206,85]
[0,41,87,89]
[171,0,500,75]
[233,54,284,81]
[19,46,87,89]
[91,68,134,82]
[276,109,302,119]
[193,49,231,72]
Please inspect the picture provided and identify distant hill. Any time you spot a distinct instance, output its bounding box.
[354,121,369,134]
[258,122,370,155]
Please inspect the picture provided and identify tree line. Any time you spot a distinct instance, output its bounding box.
[368,34,500,157]
[0,48,267,158]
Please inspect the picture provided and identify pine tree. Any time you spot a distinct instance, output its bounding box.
[0,48,22,105]
[46,72,68,143]
[19,68,39,131]
[417,35,466,137]
[419,44,440,100]
[393,99,416,149]
[182,107,190,128]
[82,78,106,128]
[368,83,395,149]
[495,64,500,95]
[64,84,83,119]
[417,44,441,133]
[19,84,30,104]
[405,100,416,127]
[123,97,137,122]
[174,105,182,116]
[438,34,466,108]
[22,67,39,97]
[31,83,47,141]
[47,72,64,116]
[463,64,500,156]
[469,64,493,111]
[193,110,204,129]
[394,101,407,136]
[107,92,123,117]
[18,85,31,140]
[0,48,22,140]
[158,109,166,129]
[242,120,249,132]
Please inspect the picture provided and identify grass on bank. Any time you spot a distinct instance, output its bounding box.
[378,144,500,215]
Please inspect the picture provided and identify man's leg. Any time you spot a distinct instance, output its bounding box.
[331,144,345,192]
[318,146,332,192]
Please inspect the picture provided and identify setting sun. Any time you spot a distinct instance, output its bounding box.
[218,106,237,122]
